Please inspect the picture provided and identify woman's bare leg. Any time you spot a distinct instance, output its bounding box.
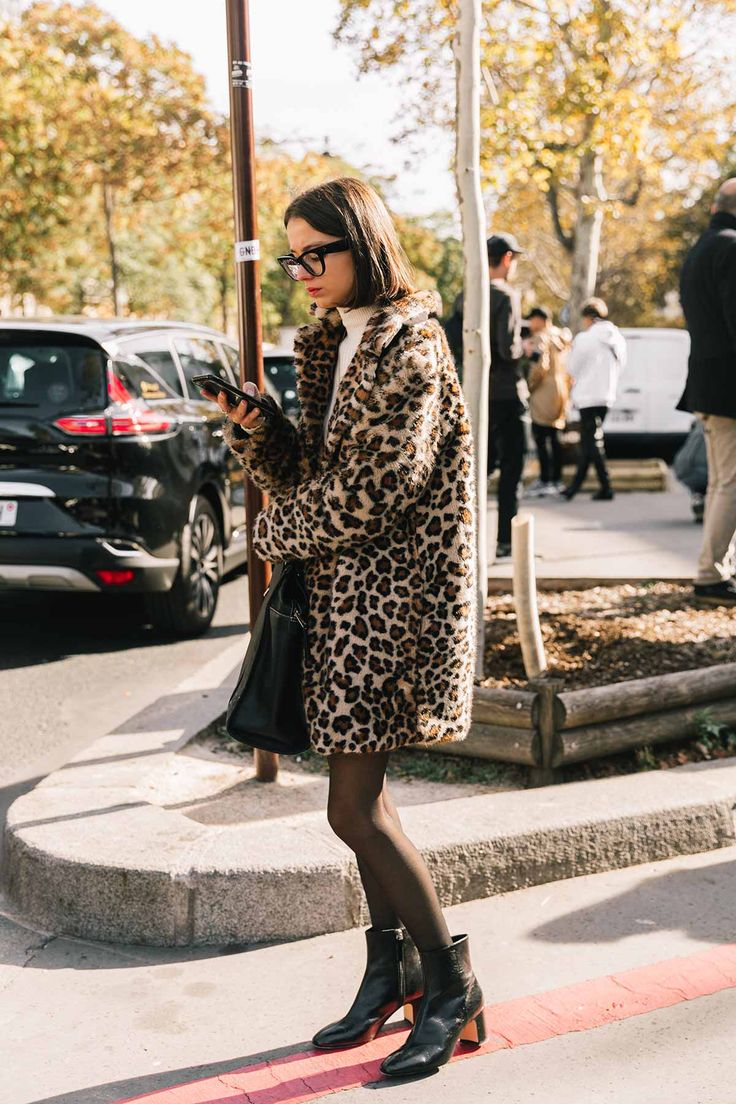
[328,751,451,951]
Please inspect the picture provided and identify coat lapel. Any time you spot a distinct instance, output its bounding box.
[293,291,442,470]
[322,291,443,461]
[291,316,341,474]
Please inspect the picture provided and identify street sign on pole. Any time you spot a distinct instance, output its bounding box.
[225,0,278,781]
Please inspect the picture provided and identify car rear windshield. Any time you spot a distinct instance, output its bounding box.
[0,337,106,415]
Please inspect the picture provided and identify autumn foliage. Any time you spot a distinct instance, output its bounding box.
[0,1,460,335]
[1,1,734,330]
[337,0,736,324]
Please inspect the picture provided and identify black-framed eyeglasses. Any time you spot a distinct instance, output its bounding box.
[276,239,350,281]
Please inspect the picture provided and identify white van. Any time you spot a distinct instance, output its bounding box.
[604,327,693,456]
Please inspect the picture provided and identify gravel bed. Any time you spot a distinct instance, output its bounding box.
[483,582,736,690]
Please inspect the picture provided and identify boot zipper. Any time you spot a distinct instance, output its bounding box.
[396,929,405,1001]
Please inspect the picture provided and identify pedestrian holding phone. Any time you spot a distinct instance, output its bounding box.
[201,177,485,1077]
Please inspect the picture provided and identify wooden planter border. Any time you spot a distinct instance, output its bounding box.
[461,662,736,783]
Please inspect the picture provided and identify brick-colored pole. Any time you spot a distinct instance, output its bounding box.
[225,0,277,782]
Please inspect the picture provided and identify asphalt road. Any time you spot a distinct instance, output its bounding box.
[0,571,250,838]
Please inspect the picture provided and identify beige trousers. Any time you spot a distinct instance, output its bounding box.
[696,413,736,585]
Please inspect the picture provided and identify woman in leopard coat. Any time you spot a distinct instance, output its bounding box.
[209,178,485,1077]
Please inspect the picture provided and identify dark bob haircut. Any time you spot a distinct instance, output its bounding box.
[528,306,551,322]
[283,177,415,308]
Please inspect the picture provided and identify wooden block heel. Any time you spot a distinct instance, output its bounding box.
[381,935,486,1078]
[459,1008,486,1045]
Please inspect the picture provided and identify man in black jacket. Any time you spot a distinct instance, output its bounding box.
[442,233,526,559]
[487,232,525,559]
[679,178,736,604]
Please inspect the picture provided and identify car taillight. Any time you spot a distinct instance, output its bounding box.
[54,415,108,435]
[110,411,173,435]
[54,409,173,436]
[96,569,135,586]
[108,369,131,404]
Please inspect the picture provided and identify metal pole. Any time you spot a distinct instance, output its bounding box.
[225,0,277,782]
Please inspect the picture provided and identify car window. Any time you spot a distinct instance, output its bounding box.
[112,355,181,402]
[174,336,233,397]
[0,339,106,414]
[117,339,185,397]
[221,344,239,377]
[264,355,297,393]
[224,344,283,407]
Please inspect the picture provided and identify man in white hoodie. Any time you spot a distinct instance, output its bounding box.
[562,298,626,500]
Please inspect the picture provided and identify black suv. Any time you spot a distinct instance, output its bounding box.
[0,319,283,635]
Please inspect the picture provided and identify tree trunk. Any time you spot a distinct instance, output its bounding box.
[568,150,604,329]
[453,0,490,680]
[102,181,122,316]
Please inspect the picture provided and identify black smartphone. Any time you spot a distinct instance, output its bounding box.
[191,373,272,415]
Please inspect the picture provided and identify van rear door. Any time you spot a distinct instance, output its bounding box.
[609,329,692,437]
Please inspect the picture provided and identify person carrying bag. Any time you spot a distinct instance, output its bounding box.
[203,177,485,1079]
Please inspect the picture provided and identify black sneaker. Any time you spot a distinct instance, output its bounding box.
[495,542,512,561]
[591,488,614,500]
[693,579,736,605]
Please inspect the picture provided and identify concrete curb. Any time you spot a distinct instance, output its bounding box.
[5,674,736,945]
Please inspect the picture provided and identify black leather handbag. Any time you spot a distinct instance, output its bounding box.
[226,560,311,754]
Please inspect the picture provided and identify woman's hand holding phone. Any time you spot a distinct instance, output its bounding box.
[202,381,263,432]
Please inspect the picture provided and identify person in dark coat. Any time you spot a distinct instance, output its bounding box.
[487,232,525,559]
[440,233,525,559]
[678,177,736,604]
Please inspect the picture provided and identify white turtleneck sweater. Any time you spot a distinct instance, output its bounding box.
[323,304,376,439]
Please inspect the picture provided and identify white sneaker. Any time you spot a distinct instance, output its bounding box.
[524,479,547,498]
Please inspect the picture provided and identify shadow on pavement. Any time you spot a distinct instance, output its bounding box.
[0,905,275,971]
[22,1038,312,1104]
[0,775,43,868]
[0,591,245,671]
[25,1027,414,1104]
[530,856,736,946]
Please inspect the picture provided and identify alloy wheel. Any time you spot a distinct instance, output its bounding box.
[189,511,220,619]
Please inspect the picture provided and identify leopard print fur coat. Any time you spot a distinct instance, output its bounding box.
[223,290,477,755]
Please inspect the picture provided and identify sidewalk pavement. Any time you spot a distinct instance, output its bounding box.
[3,475,731,947]
[4,473,731,1102]
[6,652,736,946]
[488,477,700,586]
[2,844,735,1104]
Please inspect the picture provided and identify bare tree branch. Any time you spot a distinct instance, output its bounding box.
[610,175,644,207]
[547,180,575,252]
[526,247,570,299]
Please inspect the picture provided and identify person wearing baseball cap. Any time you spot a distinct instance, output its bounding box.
[486,230,526,560]
[486,231,525,259]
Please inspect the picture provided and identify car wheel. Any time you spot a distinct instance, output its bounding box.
[146,495,222,636]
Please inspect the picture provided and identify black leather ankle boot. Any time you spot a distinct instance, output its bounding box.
[312,927,423,1050]
[380,933,485,1077]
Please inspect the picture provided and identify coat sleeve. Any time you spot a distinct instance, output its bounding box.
[567,335,585,381]
[251,333,446,562]
[222,395,301,499]
[718,240,736,348]
[493,288,523,362]
[527,336,549,393]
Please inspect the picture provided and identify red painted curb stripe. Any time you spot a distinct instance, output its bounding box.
[119,943,736,1104]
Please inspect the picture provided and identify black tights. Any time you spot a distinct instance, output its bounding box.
[327,751,451,952]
